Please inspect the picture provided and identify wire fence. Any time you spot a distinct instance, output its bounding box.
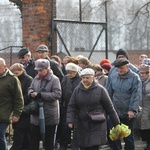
[53,20,107,64]
[0,46,22,67]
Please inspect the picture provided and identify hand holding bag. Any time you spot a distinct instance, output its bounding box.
[23,100,39,115]
[24,81,48,115]
[88,111,106,123]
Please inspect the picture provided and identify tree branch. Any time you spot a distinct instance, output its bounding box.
[126,1,150,25]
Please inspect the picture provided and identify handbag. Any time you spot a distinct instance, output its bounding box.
[23,81,49,115]
[88,111,106,123]
[23,100,39,115]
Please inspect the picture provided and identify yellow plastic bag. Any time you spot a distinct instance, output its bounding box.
[109,123,131,141]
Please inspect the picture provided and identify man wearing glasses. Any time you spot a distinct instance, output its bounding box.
[17,47,37,78]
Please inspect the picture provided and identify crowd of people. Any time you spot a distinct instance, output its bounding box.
[0,45,150,150]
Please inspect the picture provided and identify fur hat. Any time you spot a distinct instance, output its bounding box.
[116,49,128,59]
[80,68,95,76]
[139,64,150,73]
[65,63,79,72]
[34,59,50,70]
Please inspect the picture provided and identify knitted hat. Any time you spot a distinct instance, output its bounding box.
[100,59,111,66]
[80,68,95,76]
[116,49,128,59]
[65,63,79,72]
[101,63,112,72]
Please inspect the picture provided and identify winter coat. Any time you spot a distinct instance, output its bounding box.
[67,80,120,147]
[95,74,108,87]
[28,70,62,126]
[13,71,33,129]
[46,57,64,82]
[0,69,24,122]
[106,69,142,118]
[61,73,81,107]
[141,76,150,130]
[22,58,37,78]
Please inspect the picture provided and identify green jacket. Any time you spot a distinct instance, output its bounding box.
[0,69,24,122]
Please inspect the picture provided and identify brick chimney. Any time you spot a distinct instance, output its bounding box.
[22,0,56,57]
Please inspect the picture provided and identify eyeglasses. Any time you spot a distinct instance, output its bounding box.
[19,55,28,59]
[37,51,45,54]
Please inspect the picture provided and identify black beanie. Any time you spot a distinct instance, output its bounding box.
[116,49,128,59]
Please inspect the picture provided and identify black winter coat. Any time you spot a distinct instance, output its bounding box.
[46,57,64,82]
[67,80,120,147]
[23,58,37,78]
[13,71,33,129]
[61,73,81,107]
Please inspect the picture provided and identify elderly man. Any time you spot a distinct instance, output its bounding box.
[17,47,37,78]
[0,58,24,150]
[108,49,139,76]
[67,68,120,150]
[106,59,142,150]
[36,44,64,81]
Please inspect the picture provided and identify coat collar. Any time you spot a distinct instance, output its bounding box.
[35,70,53,81]
[79,80,99,91]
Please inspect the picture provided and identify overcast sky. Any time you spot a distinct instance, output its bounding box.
[0,0,10,4]
[0,0,22,49]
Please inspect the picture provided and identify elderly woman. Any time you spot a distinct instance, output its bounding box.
[92,64,108,87]
[28,59,62,150]
[139,64,150,150]
[67,68,120,150]
[60,63,81,150]
[9,63,33,150]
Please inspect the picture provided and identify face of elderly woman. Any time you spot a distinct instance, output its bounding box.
[140,72,149,80]
[67,70,77,78]
[37,68,49,76]
[81,75,94,86]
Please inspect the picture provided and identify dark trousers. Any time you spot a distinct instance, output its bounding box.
[60,107,79,150]
[10,127,30,150]
[60,107,71,148]
[80,145,99,150]
[108,117,135,150]
[0,122,9,150]
[140,129,150,142]
[30,124,56,150]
